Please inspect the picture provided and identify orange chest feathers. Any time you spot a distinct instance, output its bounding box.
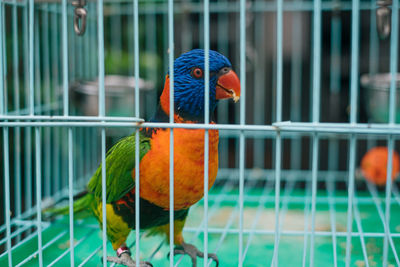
[135,128,219,210]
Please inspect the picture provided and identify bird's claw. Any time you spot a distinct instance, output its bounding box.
[170,242,219,267]
[106,253,153,267]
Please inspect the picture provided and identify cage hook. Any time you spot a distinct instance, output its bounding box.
[376,0,392,40]
[72,0,87,36]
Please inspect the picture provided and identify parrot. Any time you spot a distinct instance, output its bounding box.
[51,49,240,267]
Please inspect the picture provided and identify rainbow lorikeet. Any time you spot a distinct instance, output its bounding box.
[57,49,240,267]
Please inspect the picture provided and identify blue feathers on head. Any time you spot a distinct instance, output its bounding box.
[171,49,232,120]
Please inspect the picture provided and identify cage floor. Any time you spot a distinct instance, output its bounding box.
[1,184,400,267]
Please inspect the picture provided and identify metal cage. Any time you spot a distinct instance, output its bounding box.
[1,0,400,266]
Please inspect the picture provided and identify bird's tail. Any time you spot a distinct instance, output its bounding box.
[44,192,94,219]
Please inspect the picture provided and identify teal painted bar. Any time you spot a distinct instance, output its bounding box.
[309,0,322,264]
[97,0,107,265]
[29,0,34,115]
[0,2,12,266]
[272,0,283,265]
[238,0,246,265]
[203,0,210,266]
[133,0,141,266]
[345,0,360,266]
[383,0,399,265]
[168,0,175,265]
[42,5,51,197]
[11,0,22,239]
[35,127,43,266]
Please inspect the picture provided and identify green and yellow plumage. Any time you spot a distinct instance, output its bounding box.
[47,49,241,265]
[88,133,150,203]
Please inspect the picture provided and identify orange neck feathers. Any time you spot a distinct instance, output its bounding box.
[160,75,186,123]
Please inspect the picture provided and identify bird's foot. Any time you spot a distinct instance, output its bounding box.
[107,252,153,267]
[172,242,219,267]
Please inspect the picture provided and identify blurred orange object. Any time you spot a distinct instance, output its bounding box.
[360,146,400,186]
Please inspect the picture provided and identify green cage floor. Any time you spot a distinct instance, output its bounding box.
[1,188,400,267]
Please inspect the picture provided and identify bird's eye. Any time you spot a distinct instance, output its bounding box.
[191,67,203,79]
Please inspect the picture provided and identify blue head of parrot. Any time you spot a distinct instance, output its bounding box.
[160,49,241,122]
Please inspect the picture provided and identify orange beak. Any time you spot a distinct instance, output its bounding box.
[215,70,241,102]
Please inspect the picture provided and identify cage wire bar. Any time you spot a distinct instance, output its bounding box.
[168,0,174,266]
[134,0,141,266]
[272,0,283,264]
[383,0,399,265]
[203,0,210,266]
[1,0,400,266]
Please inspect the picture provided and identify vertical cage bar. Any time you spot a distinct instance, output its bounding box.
[276,0,283,124]
[98,2,105,117]
[345,0,360,266]
[388,0,398,125]
[101,129,107,266]
[326,179,338,267]
[133,0,140,266]
[383,137,394,266]
[29,0,43,264]
[309,0,322,264]
[349,0,360,125]
[239,0,246,266]
[0,2,12,265]
[345,135,357,265]
[23,4,33,216]
[12,0,22,231]
[312,0,322,123]
[61,0,73,264]
[35,127,43,266]
[42,4,51,197]
[301,182,312,267]
[383,0,399,264]
[203,0,210,265]
[29,0,34,116]
[62,0,68,116]
[272,0,283,265]
[2,128,12,267]
[168,0,175,265]
[98,0,107,265]
[68,129,74,266]
[309,133,319,267]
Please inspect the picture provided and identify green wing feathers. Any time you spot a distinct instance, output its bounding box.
[45,193,94,217]
[87,132,151,203]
